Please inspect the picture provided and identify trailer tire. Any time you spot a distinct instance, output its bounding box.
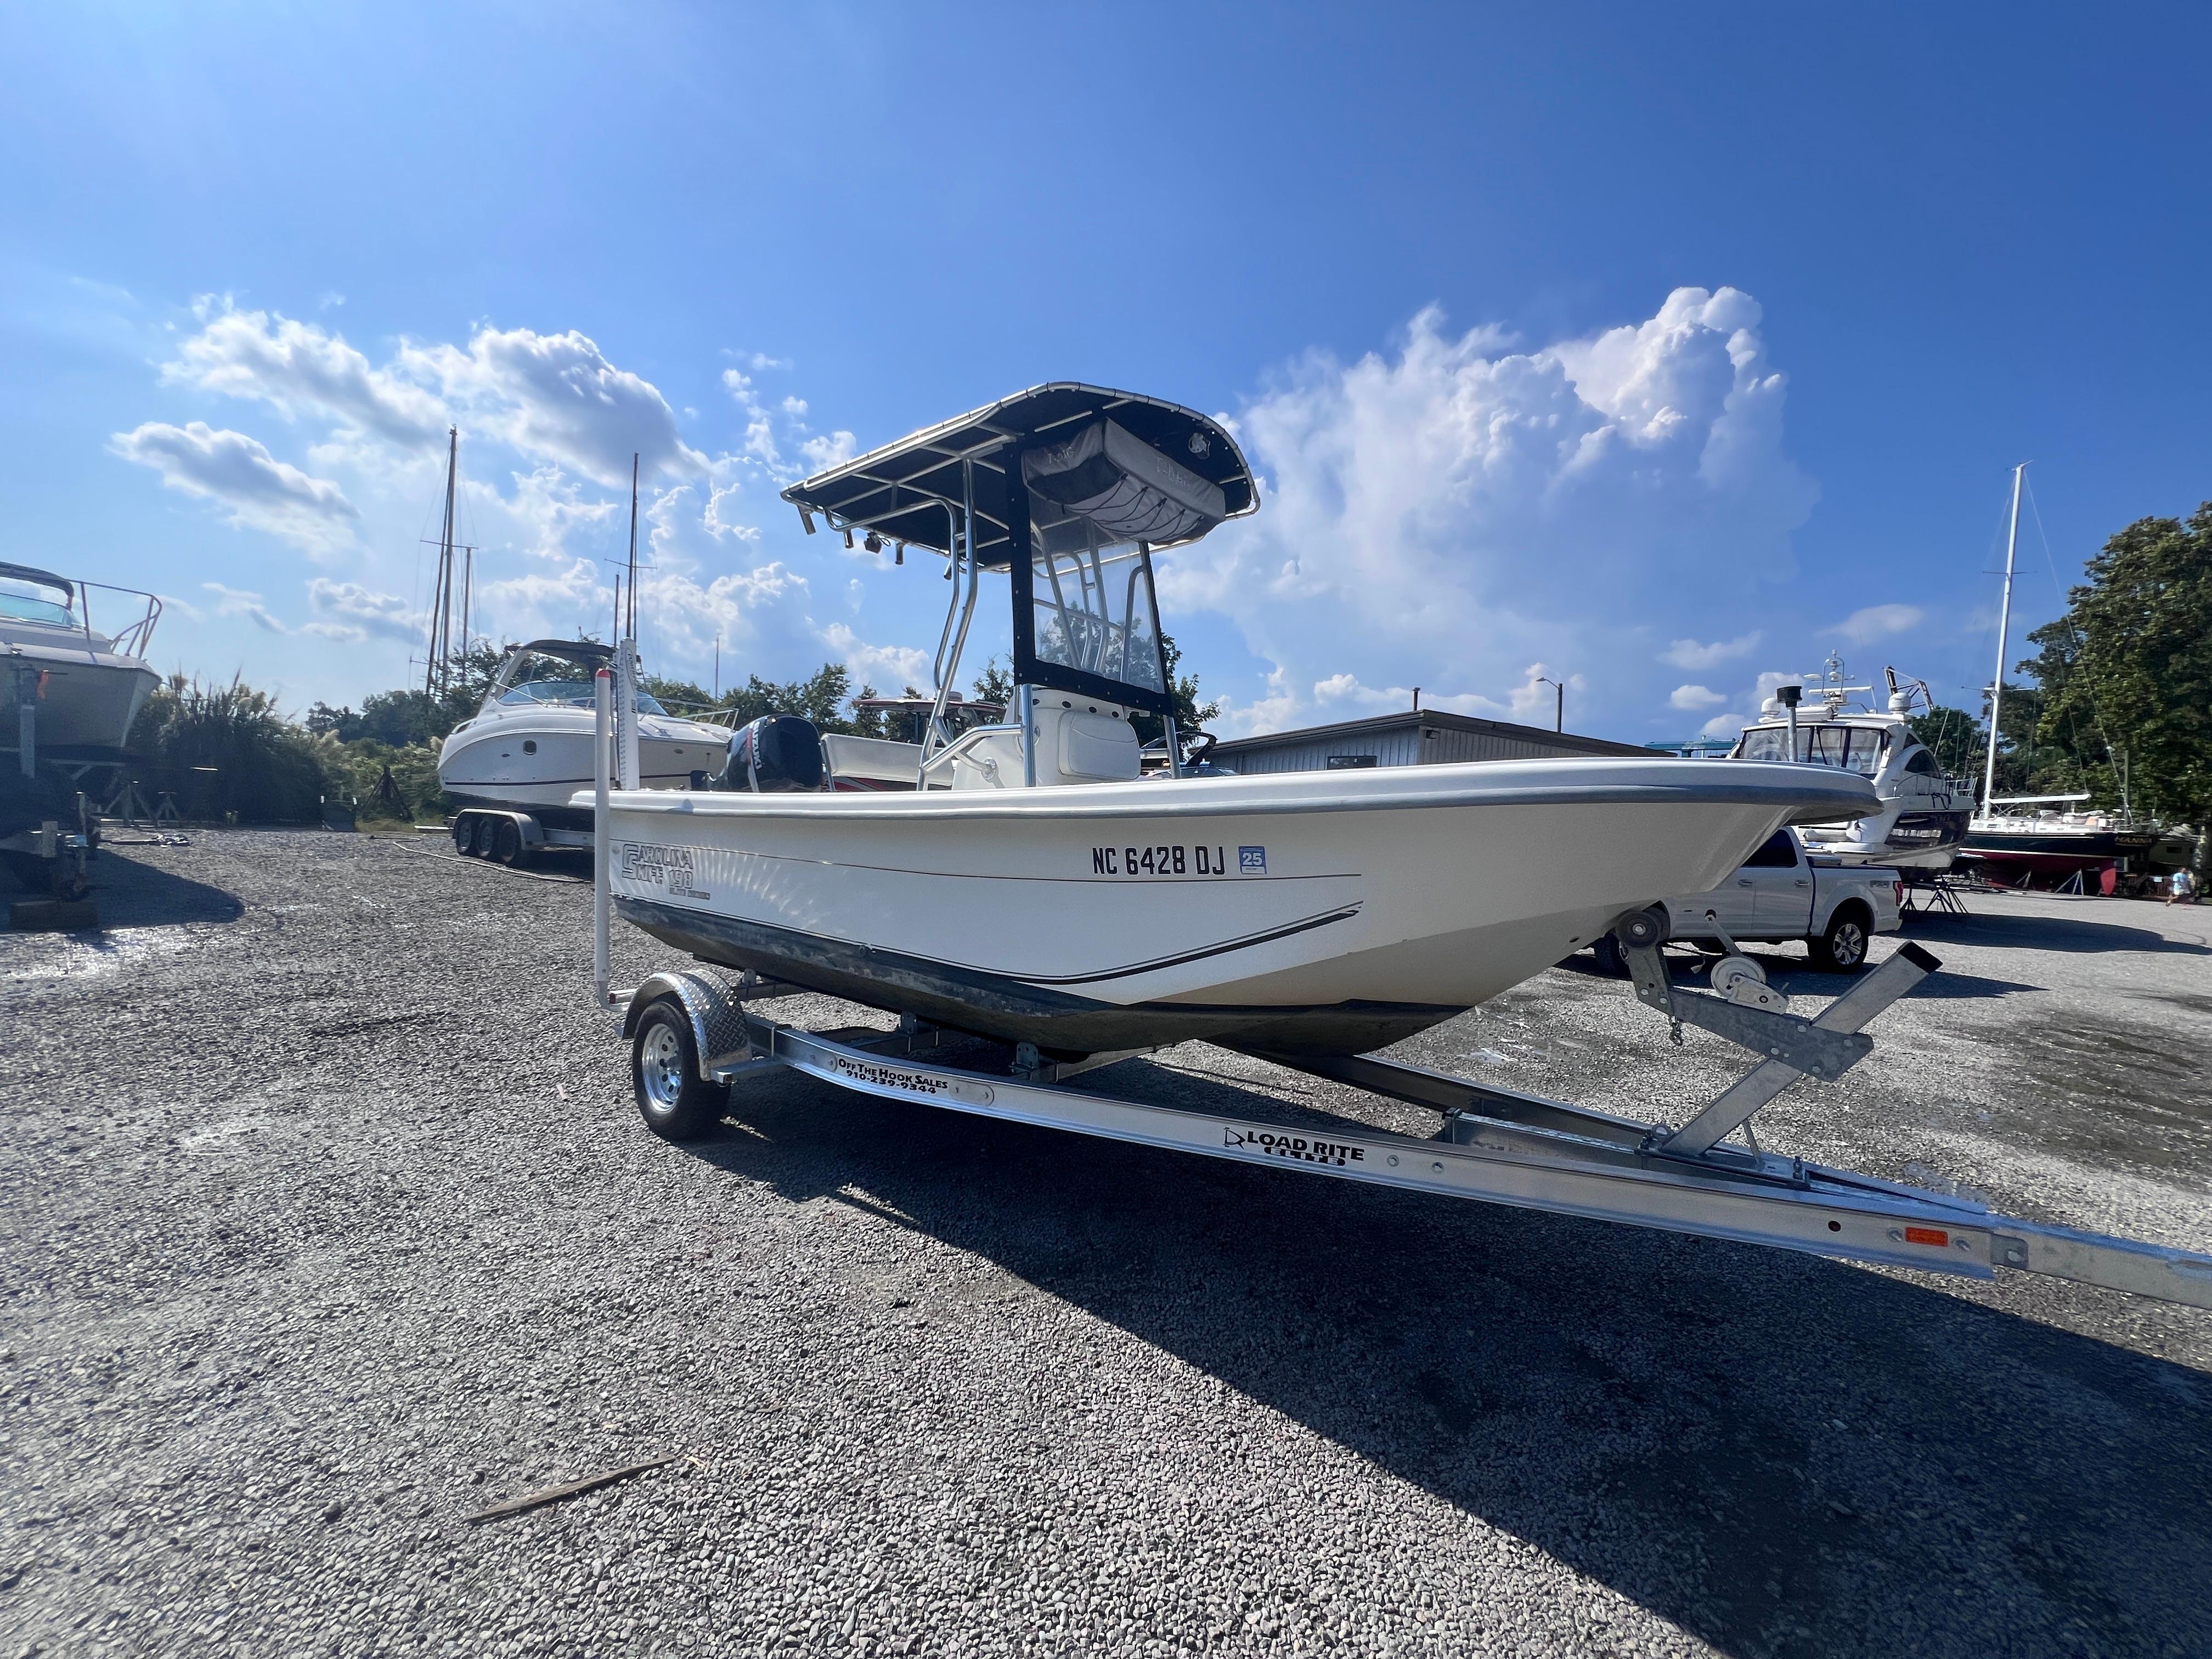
[451,816,474,854]
[468,815,496,859]
[1810,904,1871,974]
[1590,934,1627,977]
[631,1000,729,1142]
[491,819,522,865]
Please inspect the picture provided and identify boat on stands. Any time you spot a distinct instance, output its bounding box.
[1,561,162,774]
[1728,657,1971,870]
[1961,794,2160,882]
[594,383,1877,1058]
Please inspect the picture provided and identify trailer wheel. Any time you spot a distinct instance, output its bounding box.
[451,815,474,854]
[491,819,522,865]
[467,816,496,858]
[631,1000,729,1142]
[1810,906,1870,974]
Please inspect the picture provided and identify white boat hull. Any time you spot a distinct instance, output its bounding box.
[439,711,725,824]
[0,644,160,755]
[600,758,1876,1054]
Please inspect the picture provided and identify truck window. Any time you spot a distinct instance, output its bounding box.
[1743,831,1799,868]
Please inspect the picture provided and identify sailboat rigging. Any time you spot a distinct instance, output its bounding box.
[419,427,478,698]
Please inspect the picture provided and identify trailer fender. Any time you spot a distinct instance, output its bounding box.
[622,969,750,1081]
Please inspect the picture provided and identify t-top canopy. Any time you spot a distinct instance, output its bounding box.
[780,383,1256,567]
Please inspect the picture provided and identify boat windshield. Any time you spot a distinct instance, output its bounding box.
[0,581,75,627]
[1026,536,1167,698]
[498,679,669,716]
[1734,723,1887,776]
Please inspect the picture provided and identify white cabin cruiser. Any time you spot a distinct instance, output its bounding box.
[596,385,1877,1057]
[2,561,162,766]
[1729,660,1970,870]
[439,639,729,830]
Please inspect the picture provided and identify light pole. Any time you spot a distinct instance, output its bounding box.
[1535,676,1564,732]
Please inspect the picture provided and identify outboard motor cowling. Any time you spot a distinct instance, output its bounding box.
[718,715,827,793]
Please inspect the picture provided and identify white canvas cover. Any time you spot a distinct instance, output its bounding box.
[1023,419,1227,548]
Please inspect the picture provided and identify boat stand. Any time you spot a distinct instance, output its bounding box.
[613,941,2212,1311]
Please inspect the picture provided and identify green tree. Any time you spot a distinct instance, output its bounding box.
[1130,633,1222,748]
[2017,504,2212,826]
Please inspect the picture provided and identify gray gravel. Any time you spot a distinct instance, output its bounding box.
[4,831,2210,1658]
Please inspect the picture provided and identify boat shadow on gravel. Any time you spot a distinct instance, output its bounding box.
[80,846,245,929]
[676,1051,2212,1659]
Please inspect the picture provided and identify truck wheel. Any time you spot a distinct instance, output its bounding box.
[632,1000,730,1142]
[1810,906,1870,974]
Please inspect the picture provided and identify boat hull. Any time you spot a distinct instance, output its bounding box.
[601,759,1876,1054]
[1960,828,2160,875]
[0,646,160,755]
[439,713,724,826]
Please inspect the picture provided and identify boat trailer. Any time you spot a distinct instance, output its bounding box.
[581,676,2212,1312]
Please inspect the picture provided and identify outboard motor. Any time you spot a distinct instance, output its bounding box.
[716,715,827,793]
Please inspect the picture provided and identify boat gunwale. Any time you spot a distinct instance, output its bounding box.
[589,758,1876,826]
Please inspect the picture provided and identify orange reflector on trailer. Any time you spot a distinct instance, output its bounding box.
[1904,1226,1949,1247]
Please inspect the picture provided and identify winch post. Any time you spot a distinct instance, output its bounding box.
[1615,912,1876,1081]
[1660,943,1941,1157]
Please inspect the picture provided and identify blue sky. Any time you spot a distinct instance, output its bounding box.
[4,3,2207,741]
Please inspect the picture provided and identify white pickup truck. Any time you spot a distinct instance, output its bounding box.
[1595,828,1904,975]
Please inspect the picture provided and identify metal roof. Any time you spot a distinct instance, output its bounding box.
[1210,709,1652,762]
[779,383,1256,567]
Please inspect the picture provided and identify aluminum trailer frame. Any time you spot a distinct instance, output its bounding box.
[585,669,2212,1312]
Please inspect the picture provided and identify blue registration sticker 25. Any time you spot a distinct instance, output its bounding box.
[1239,846,1267,874]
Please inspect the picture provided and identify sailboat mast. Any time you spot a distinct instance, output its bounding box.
[438,427,460,695]
[1980,461,2025,817]
[625,452,640,641]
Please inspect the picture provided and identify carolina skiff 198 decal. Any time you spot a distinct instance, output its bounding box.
[1223,1127,1365,1167]
[1090,844,1259,877]
[619,842,712,901]
[830,1056,996,1107]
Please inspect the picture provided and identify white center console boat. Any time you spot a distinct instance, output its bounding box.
[578,387,2211,1315]
[595,385,1878,1057]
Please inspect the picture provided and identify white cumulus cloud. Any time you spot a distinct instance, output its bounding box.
[1661,631,1763,670]
[164,304,444,444]
[1669,684,1728,710]
[1159,287,1817,736]
[114,421,358,555]
[307,578,419,644]
[1831,603,1925,645]
[402,325,708,487]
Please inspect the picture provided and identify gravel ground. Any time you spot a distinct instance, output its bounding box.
[5,830,2210,1659]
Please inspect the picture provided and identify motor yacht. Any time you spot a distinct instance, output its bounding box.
[2,561,162,769]
[1727,658,1971,870]
[438,639,730,829]
[594,383,1878,1057]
